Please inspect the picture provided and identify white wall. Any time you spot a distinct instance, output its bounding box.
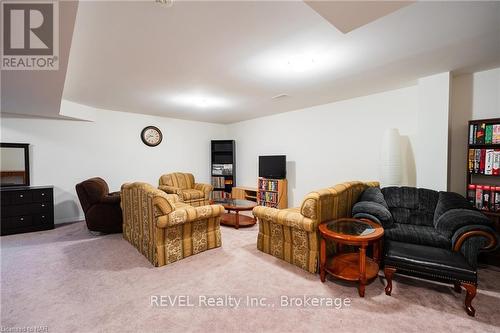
[1,108,227,223]
[2,68,483,221]
[415,72,451,191]
[228,86,419,207]
[449,67,500,194]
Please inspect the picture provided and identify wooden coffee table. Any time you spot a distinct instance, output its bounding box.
[318,218,384,297]
[212,199,257,229]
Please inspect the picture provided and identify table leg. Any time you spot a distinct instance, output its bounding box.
[373,239,382,265]
[235,211,240,229]
[320,238,326,283]
[359,245,366,297]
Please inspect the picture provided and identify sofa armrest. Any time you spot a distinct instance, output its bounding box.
[352,201,393,227]
[194,183,213,198]
[434,208,492,238]
[100,194,121,205]
[157,204,224,228]
[452,225,498,268]
[165,193,181,203]
[253,206,316,232]
[158,185,183,196]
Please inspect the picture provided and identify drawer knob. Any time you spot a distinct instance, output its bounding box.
[42,215,45,218]
[19,194,23,198]
[41,204,45,207]
[20,217,24,221]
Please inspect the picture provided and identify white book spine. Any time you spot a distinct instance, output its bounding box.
[485,149,494,175]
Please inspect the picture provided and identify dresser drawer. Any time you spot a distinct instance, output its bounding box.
[30,202,52,214]
[5,203,52,216]
[2,215,33,229]
[33,189,53,202]
[1,192,12,206]
[33,213,52,225]
[11,191,33,204]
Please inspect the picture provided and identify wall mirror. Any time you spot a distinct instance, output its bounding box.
[1,143,30,187]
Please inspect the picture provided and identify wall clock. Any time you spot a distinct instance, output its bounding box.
[141,126,163,147]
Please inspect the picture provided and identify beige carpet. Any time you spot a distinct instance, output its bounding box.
[1,221,500,333]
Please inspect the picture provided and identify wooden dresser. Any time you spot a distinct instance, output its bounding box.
[1,186,54,236]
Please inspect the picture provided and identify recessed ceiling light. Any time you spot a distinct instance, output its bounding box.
[170,93,229,109]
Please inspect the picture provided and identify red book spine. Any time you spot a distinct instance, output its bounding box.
[479,149,486,174]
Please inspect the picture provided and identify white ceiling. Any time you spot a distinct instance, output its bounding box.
[1,1,78,119]
[4,1,500,123]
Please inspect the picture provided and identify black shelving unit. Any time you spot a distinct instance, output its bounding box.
[466,118,500,266]
[211,140,235,199]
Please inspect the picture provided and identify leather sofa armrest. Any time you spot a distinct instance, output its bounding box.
[434,209,492,238]
[253,206,316,232]
[158,185,183,196]
[452,225,499,268]
[194,183,213,198]
[101,194,121,205]
[157,204,224,228]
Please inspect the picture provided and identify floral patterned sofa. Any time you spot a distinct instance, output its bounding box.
[121,182,223,267]
[158,172,213,207]
[252,181,379,273]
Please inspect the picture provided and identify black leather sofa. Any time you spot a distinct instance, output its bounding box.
[352,186,498,316]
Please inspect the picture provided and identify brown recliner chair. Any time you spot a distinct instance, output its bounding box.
[75,177,122,233]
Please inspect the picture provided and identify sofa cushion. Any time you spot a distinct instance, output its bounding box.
[384,223,450,249]
[434,191,474,224]
[384,240,477,283]
[352,201,393,227]
[180,189,205,201]
[358,187,388,209]
[382,187,438,226]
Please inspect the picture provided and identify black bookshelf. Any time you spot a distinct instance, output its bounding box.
[211,140,235,199]
[466,118,500,266]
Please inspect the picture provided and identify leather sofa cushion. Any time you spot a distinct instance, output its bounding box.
[384,240,477,283]
[352,201,393,227]
[384,223,450,249]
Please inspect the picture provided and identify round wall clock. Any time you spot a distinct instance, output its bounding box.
[140,126,163,147]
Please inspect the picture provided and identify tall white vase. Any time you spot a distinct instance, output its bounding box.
[380,128,402,187]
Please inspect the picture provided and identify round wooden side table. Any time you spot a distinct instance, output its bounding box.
[212,198,257,229]
[318,218,384,297]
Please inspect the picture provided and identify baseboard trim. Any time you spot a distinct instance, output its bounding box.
[55,216,85,224]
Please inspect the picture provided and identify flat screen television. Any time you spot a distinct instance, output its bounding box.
[259,155,286,179]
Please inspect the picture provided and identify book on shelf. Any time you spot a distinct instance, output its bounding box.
[494,124,500,144]
[485,149,494,175]
[476,123,486,144]
[211,177,225,189]
[212,164,233,176]
[474,149,481,173]
[212,190,230,200]
[494,150,500,176]
[258,178,278,191]
[469,122,500,145]
[468,149,475,173]
[467,184,500,212]
[485,124,493,144]
[468,148,500,175]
